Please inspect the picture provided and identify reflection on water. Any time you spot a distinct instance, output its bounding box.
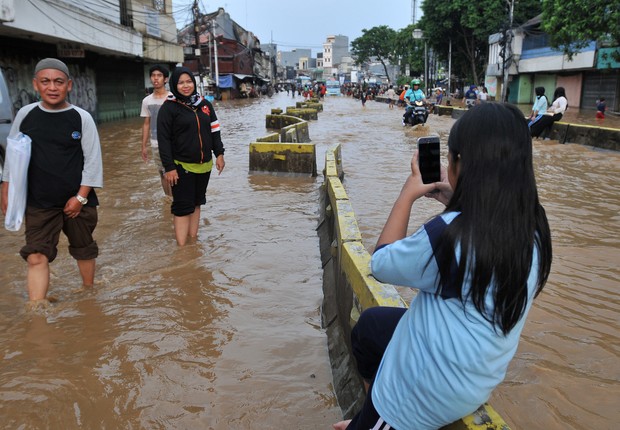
[0,93,618,429]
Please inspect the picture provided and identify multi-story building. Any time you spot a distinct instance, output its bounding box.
[0,0,183,122]
[322,35,349,80]
[486,15,618,111]
[177,7,272,99]
[278,49,312,71]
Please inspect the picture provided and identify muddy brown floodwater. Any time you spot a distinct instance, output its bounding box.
[1,92,619,430]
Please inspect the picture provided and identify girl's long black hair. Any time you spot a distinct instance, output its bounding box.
[436,103,552,335]
[535,86,547,104]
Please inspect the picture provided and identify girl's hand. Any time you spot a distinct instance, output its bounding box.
[401,151,436,201]
[425,164,453,206]
[164,170,179,187]
[215,155,225,175]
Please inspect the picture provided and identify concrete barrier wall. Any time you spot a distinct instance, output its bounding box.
[251,113,316,175]
[265,113,305,130]
[318,144,512,429]
[255,133,280,143]
[285,107,319,121]
[248,142,316,176]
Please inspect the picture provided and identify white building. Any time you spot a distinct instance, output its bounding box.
[322,35,349,79]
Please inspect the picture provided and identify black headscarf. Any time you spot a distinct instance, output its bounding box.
[168,66,202,107]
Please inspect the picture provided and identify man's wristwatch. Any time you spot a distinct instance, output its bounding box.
[75,194,88,205]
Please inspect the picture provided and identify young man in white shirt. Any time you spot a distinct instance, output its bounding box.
[141,65,171,195]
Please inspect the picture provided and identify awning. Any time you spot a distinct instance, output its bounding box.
[233,74,253,80]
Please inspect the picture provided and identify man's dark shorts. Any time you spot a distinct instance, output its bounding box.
[20,206,99,263]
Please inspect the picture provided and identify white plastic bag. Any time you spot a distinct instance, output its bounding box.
[4,133,31,231]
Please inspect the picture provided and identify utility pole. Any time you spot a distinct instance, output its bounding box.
[448,38,452,97]
[212,19,219,97]
[501,0,515,103]
[192,0,203,94]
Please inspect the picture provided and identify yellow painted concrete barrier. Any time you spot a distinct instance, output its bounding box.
[249,142,316,176]
[250,111,316,175]
[318,144,512,429]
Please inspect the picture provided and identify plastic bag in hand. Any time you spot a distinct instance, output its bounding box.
[4,133,31,231]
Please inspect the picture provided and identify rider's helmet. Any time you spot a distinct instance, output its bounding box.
[411,79,421,87]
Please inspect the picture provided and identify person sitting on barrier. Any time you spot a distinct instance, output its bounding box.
[530,87,568,140]
[333,103,553,430]
[528,86,548,129]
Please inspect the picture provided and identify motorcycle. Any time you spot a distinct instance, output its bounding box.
[403,99,428,126]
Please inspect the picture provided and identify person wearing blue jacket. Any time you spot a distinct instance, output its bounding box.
[157,67,225,246]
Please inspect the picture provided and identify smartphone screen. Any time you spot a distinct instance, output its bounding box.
[417,136,441,184]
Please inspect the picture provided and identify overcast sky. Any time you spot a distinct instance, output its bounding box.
[171,0,421,55]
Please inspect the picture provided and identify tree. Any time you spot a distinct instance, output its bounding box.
[419,0,541,85]
[542,0,620,59]
[393,25,425,79]
[351,26,397,83]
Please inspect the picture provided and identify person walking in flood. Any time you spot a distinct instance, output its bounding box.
[333,103,552,430]
[157,67,225,246]
[0,58,103,308]
[141,64,172,195]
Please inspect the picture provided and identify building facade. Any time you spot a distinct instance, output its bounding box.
[0,0,183,122]
[486,15,619,111]
[177,7,273,99]
[322,35,349,80]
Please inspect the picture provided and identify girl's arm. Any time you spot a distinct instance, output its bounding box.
[376,152,436,248]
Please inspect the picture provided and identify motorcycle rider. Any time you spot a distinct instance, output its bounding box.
[402,79,428,126]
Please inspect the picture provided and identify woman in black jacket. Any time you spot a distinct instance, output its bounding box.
[157,67,225,246]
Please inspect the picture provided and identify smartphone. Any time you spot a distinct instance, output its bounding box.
[417,136,441,184]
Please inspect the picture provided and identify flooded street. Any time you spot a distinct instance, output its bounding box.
[1,92,619,429]
[0,94,341,429]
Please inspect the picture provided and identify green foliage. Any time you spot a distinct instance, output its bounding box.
[351,25,397,64]
[351,25,398,81]
[542,0,620,58]
[393,25,425,77]
[419,0,541,84]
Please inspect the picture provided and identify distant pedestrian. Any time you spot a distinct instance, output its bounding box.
[463,85,477,108]
[596,98,606,119]
[361,86,367,107]
[477,86,489,103]
[398,86,407,108]
[435,88,444,105]
[386,85,396,109]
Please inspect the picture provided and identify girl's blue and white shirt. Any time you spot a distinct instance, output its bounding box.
[370,211,541,430]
